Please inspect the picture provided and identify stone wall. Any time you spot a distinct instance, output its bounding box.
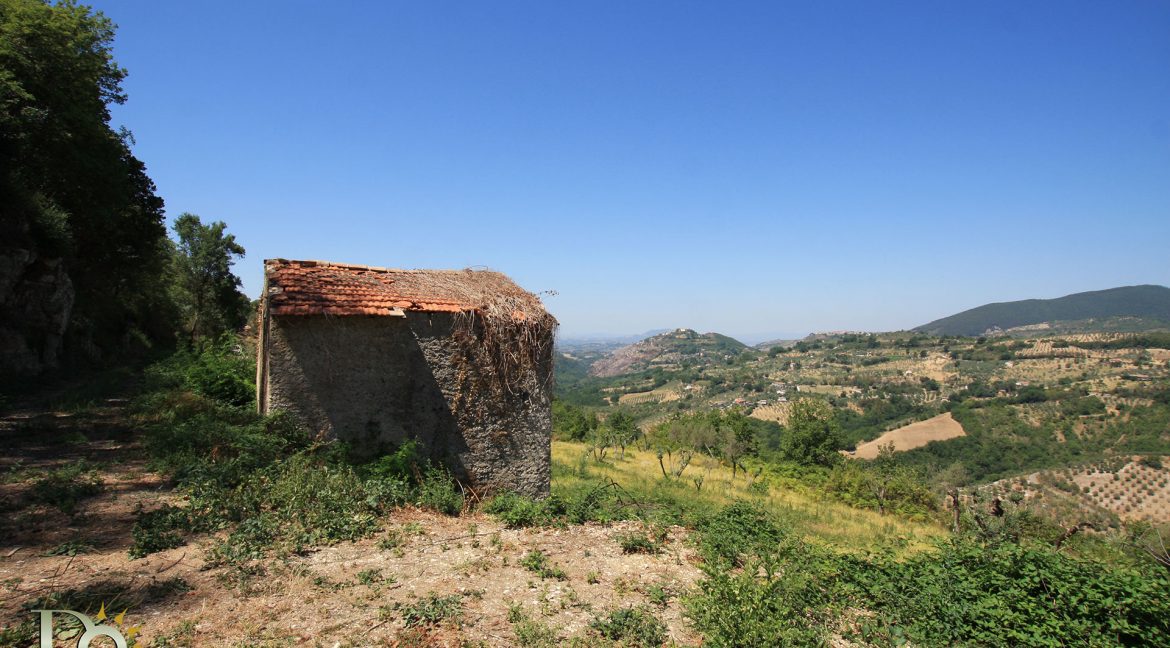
[259,312,551,498]
[0,247,74,379]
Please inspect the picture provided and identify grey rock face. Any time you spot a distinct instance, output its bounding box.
[0,247,74,378]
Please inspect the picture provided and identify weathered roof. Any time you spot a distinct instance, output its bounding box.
[263,259,553,321]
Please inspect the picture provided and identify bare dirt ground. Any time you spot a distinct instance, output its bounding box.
[0,403,704,647]
[850,412,967,459]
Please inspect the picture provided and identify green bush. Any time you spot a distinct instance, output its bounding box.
[146,336,255,407]
[855,540,1170,647]
[416,466,464,515]
[697,502,785,567]
[589,606,666,648]
[483,491,558,528]
[400,593,463,627]
[520,549,567,580]
[129,505,187,558]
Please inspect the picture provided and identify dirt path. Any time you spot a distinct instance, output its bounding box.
[0,401,704,646]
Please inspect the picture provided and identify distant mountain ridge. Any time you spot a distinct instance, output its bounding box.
[588,328,748,378]
[915,285,1170,336]
[557,329,671,353]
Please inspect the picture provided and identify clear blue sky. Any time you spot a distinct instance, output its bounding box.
[93,1,1170,343]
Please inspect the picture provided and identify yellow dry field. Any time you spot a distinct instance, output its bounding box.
[1148,348,1170,363]
[851,412,967,459]
[618,385,682,405]
[1014,341,1089,359]
[551,441,946,555]
[749,402,791,425]
[797,384,857,396]
[869,354,955,383]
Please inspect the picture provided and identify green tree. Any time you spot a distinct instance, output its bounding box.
[1,0,172,361]
[171,213,248,344]
[779,399,843,466]
[604,410,640,460]
[552,401,596,441]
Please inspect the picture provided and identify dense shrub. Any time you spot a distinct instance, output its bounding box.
[145,336,255,407]
[129,504,187,558]
[483,491,561,528]
[855,540,1170,647]
[696,502,785,567]
[129,351,465,560]
[686,503,1170,647]
[589,606,666,648]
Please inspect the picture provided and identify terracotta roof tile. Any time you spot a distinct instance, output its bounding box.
[263,259,552,320]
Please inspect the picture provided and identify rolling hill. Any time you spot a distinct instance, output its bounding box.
[914,285,1170,336]
[587,328,748,377]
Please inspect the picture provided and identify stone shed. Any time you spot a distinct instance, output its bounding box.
[256,259,556,498]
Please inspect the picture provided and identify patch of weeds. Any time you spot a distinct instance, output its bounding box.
[43,539,95,556]
[483,491,560,528]
[356,568,384,586]
[520,550,567,580]
[508,603,561,647]
[646,583,671,608]
[313,574,346,591]
[129,504,188,558]
[27,463,103,514]
[152,619,197,647]
[417,466,464,515]
[586,571,600,585]
[152,577,195,597]
[378,529,406,550]
[399,593,464,628]
[402,522,426,536]
[215,562,267,593]
[205,454,383,564]
[615,525,668,555]
[589,606,667,648]
[0,620,36,647]
[456,556,493,576]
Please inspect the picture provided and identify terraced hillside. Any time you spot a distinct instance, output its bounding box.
[558,328,1170,524]
[588,329,747,378]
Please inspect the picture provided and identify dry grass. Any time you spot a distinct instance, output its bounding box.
[850,413,967,459]
[618,383,683,405]
[749,402,792,425]
[551,441,946,555]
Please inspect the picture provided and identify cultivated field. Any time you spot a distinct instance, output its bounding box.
[850,412,967,459]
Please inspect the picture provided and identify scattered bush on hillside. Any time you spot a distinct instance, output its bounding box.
[685,501,1170,647]
[129,351,465,560]
[824,457,936,519]
[696,502,785,568]
[483,479,632,528]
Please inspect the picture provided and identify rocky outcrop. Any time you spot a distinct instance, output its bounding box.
[0,247,74,378]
